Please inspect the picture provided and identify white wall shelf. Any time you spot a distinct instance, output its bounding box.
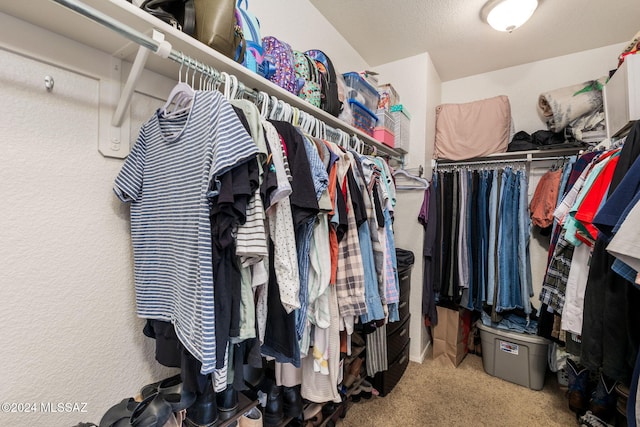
[0,0,402,158]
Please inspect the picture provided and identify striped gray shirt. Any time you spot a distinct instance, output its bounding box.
[114,90,258,374]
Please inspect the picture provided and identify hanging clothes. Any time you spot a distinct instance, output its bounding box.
[113,90,259,375]
[419,184,438,326]
[496,168,521,312]
[427,166,532,315]
[533,121,640,389]
[580,122,640,385]
[115,77,405,406]
[530,168,562,230]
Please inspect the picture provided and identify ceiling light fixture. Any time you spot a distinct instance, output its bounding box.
[481,0,539,33]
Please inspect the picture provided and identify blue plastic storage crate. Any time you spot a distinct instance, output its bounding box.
[348,99,378,136]
[343,72,380,112]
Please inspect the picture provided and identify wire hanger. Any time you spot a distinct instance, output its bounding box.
[207,67,220,90]
[236,81,254,102]
[208,66,220,92]
[198,63,205,90]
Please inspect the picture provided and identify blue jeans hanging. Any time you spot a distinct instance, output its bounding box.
[497,168,522,311]
[487,170,499,306]
[517,170,534,314]
[475,170,491,311]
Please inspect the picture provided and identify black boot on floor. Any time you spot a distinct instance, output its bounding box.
[282,384,303,419]
[185,377,218,427]
[589,372,617,423]
[566,358,590,416]
[263,382,284,426]
[216,385,238,420]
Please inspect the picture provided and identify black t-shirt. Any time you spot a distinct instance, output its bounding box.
[210,158,255,255]
[372,184,385,227]
[269,120,319,227]
[347,168,367,227]
[335,180,348,242]
[233,106,252,134]
[260,134,278,208]
[608,121,640,196]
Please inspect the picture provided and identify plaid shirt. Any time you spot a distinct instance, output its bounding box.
[336,170,367,318]
[539,161,595,314]
[540,229,574,313]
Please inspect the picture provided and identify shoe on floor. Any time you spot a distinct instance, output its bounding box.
[303,403,323,427]
[99,398,138,427]
[566,358,590,415]
[578,410,614,427]
[130,393,174,427]
[263,382,283,427]
[238,406,263,427]
[216,386,239,415]
[589,373,617,423]
[282,384,303,419]
[185,378,218,427]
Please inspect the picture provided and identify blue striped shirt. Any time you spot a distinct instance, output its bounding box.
[114,90,258,374]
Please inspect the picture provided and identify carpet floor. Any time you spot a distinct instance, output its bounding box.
[339,352,576,426]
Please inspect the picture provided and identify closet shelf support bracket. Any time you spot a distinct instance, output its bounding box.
[112,29,169,128]
[99,30,170,159]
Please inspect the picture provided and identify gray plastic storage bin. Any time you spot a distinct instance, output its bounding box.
[477,321,549,390]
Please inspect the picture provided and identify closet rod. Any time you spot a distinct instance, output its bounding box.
[52,0,173,58]
[51,0,252,95]
[435,154,575,168]
[51,0,398,159]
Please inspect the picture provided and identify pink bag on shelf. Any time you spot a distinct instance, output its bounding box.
[434,95,511,160]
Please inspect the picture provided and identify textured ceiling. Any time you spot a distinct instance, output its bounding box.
[309,0,640,81]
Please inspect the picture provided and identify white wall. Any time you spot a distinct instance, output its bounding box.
[0,2,371,425]
[375,53,442,362]
[376,53,433,170]
[0,14,179,426]
[441,43,626,134]
[249,0,369,74]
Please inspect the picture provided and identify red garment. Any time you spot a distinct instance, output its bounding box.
[574,154,621,243]
[530,169,562,228]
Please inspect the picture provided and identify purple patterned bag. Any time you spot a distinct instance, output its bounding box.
[261,36,296,94]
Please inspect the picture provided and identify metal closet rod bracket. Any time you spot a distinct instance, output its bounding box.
[112,29,170,127]
[51,0,175,158]
[51,0,172,127]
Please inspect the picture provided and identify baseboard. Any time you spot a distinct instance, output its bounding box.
[409,340,431,363]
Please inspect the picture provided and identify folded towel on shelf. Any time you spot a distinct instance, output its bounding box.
[566,108,606,143]
[537,78,606,133]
